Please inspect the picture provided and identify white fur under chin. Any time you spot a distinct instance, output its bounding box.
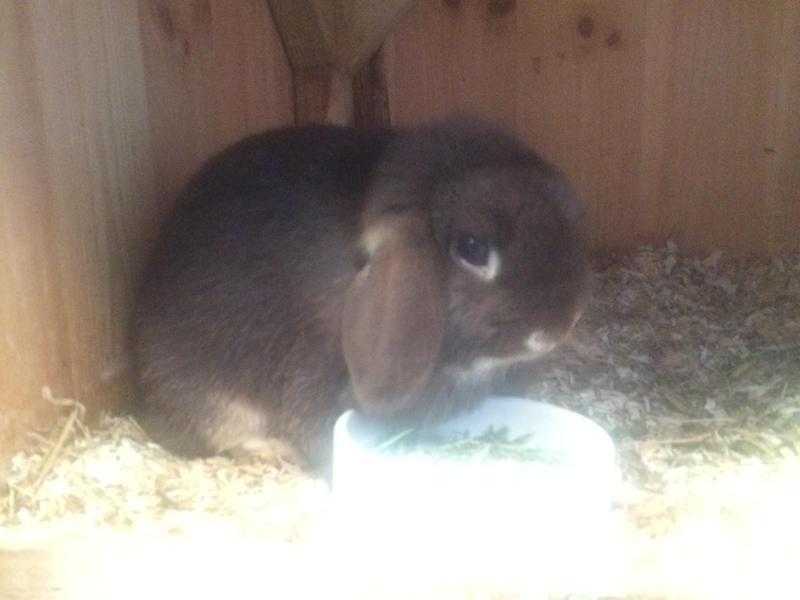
[525,330,557,355]
[455,354,542,385]
[452,331,559,384]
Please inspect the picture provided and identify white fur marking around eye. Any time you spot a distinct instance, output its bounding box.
[460,248,501,282]
[484,249,501,280]
[526,330,556,355]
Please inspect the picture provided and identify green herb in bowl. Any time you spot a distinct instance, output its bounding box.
[376,425,561,464]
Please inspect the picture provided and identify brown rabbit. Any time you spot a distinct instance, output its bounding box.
[129,118,589,471]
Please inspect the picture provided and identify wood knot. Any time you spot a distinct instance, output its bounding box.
[577,16,595,39]
[606,30,622,48]
[487,0,516,18]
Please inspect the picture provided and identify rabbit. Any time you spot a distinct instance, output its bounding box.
[129,118,589,472]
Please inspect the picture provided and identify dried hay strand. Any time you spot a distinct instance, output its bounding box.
[1,390,327,542]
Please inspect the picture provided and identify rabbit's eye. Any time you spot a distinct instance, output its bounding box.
[455,235,490,267]
[452,235,500,281]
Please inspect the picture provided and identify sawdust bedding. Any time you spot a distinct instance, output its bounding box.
[1,243,799,598]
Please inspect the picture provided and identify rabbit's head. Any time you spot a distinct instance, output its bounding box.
[342,119,589,418]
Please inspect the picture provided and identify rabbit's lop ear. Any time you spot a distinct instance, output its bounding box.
[342,209,445,418]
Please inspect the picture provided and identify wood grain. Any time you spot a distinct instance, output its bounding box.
[385,0,800,254]
[760,1,800,253]
[0,1,293,457]
[353,48,392,128]
[653,1,789,253]
[267,0,414,74]
[264,0,334,70]
[291,66,355,125]
[0,3,69,456]
[139,0,293,205]
[266,0,413,125]
[28,0,160,406]
[384,0,518,129]
[1,1,159,460]
[328,0,416,73]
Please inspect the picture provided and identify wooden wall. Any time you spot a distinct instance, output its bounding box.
[0,0,292,459]
[1,0,798,456]
[140,0,293,206]
[384,0,800,254]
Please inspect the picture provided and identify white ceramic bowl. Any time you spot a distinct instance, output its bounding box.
[330,396,621,588]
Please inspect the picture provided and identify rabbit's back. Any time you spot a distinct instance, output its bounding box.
[130,126,391,461]
[147,125,390,275]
